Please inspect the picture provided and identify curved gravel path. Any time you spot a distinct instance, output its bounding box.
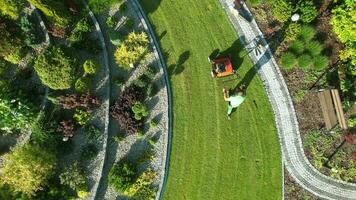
[219,1,356,199]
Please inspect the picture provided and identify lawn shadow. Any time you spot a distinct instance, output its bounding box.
[139,0,162,15]
[168,50,191,75]
[218,39,245,69]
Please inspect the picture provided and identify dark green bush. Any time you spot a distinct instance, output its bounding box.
[59,162,87,191]
[298,0,318,23]
[34,46,76,90]
[80,143,98,161]
[83,59,100,75]
[313,55,329,71]
[126,18,135,30]
[298,54,313,70]
[28,0,71,27]
[306,41,323,57]
[280,52,296,70]
[0,19,23,58]
[109,30,122,46]
[106,16,116,28]
[75,76,91,93]
[298,26,315,42]
[289,40,304,55]
[108,161,136,193]
[85,124,102,142]
[119,2,127,13]
[271,0,293,23]
[20,14,41,48]
[88,0,120,14]
[147,83,159,97]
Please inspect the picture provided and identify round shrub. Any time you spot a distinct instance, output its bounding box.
[284,23,301,43]
[73,109,91,126]
[298,0,318,23]
[132,101,149,120]
[109,162,136,193]
[298,54,313,70]
[313,55,329,71]
[289,40,304,55]
[280,52,296,70]
[34,46,76,90]
[298,26,315,42]
[75,76,91,93]
[306,41,323,57]
[59,162,86,191]
[83,59,99,75]
[272,0,293,23]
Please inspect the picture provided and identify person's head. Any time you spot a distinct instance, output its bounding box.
[237,91,244,96]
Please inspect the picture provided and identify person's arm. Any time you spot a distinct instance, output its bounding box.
[223,88,229,101]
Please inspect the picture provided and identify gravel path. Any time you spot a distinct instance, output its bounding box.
[219,0,356,199]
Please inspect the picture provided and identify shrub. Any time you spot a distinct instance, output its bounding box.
[306,41,323,57]
[114,32,149,70]
[297,0,318,23]
[57,120,75,139]
[147,83,159,97]
[331,1,355,44]
[80,143,98,161]
[109,161,136,193]
[313,55,329,71]
[88,0,119,14]
[298,54,312,70]
[0,19,22,58]
[75,76,91,93]
[348,116,356,128]
[20,14,41,48]
[149,120,157,129]
[0,0,24,19]
[1,144,56,196]
[73,109,91,126]
[34,46,76,90]
[298,25,315,42]
[111,85,146,135]
[83,59,99,75]
[28,0,71,27]
[132,102,149,120]
[284,23,301,43]
[124,170,156,197]
[106,16,116,28]
[3,49,22,64]
[109,30,122,46]
[280,52,296,70]
[271,0,293,23]
[85,124,102,142]
[68,18,93,44]
[289,40,304,55]
[59,162,87,191]
[57,93,100,112]
[71,34,102,54]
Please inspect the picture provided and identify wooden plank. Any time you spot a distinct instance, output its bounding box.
[331,89,348,130]
[318,90,338,130]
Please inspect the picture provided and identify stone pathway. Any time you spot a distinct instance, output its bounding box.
[219,0,356,200]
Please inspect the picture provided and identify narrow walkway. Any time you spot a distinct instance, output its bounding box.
[219,0,356,199]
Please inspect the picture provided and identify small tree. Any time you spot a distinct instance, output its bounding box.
[34,46,76,90]
[0,144,56,196]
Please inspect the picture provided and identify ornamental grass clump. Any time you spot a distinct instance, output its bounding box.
[298,54,313,70]
[280,52,296,70]
[298,25,315,42]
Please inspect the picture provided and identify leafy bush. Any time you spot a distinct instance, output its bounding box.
[313,55,328,71]
[306,41,323,57]
[280,52,296,70]
[3,49,21,64]
[80,143,98,160]
[331,1,355,45]
[132,102,149,120]
[57,120,75,139]
[114,32,149,70]
[297,0,318,23]
[0,0,24,19]
[106,16,116,28]
[111,85,146,135]
[88,0,119,14]
[57,93,100,112]
[34,46,76,90]
[75,76,91,93]
[298,25,315,42]
[348,116,356,128]
[28,0,71,27]
[69,17,93,44]
[298,54,312,70]
[0,19,22,58]
[109,161,136,193]
[271,0,293,23]
[73,109,91,126]
[289,40,304,55]
[83,59,99,75]
[124,170,156,197]
[149,120,157,129]
[284,23,301,43]
[85,124,102,142]
[1,144,56,196]
[71,34,102,54]
[59,162,87,191]
[20,14,41,48]
[147,83,159,97]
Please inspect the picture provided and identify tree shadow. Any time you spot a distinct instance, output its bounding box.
[139,0,162,15]
[168,50,191,75]
[219,39,244,69]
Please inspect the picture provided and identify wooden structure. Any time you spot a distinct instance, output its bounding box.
[318,89,348,130]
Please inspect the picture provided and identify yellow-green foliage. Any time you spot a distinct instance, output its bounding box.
[0,0,24,19]
[271,0,293,23]
[28,0,70,27]
[124,170,156,197]
[114,32,149,70]
[0,144,56,196]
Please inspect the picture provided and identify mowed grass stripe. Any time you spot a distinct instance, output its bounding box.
[140,0,282,199]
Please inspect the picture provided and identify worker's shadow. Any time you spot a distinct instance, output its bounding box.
[168,50,191,75]
[209,39,244,70]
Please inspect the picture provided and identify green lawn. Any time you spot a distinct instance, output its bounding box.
[140,0,282,199]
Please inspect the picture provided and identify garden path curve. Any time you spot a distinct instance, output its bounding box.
[219,0,356,199]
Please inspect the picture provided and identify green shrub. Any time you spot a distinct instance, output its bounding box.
[132,184,156,200]
[248,0,262,6]
[126,18,135,30]
[80,143,98,161]
[298,25,315,42]
[75,17,93,32]
[147,83,159,97]
[149,120,157,129]
[74,109,91,126]
[331,1,355,45]
[106,16,116,28]
[313,55,329,71]
[280,52,296,70]
[132,102,149,120]
[1,144,56,196]
[0,0,24,19]
[75,76,91,93]
[306,41,323,57]
[271,0,293,23]
[137,130,145,138]
[83,59,99,75]
[124,170,156,197]
[34,46,76,90]
[289,40,304,55]
[28,0,70,27]
[20,14,41,48]
[85,124,102,142]
[113,134,125,142]
[0,20,23,58]
[109,30,122,46]
[3,49,21,64]
[88,0,119,14]
[149,136,158,146]
[59,162,87,191]
[114,32,149,70]
[348,116,356,128]
[297,0,318,23]
[108,161,136,193]
[298,54,312,70]
[284,23,301,43]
